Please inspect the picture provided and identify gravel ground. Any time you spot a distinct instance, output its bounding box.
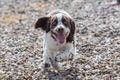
[0,0,120,80]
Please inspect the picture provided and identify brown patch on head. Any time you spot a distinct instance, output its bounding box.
[48,16,58,41]
[62,15,71,27]
[48,16,58,30]
[42,16,57,33]
[62,16,76,43]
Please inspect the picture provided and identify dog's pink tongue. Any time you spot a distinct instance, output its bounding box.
[56,34,66,44]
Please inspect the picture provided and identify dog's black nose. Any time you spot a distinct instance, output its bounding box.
[57,28,64,33]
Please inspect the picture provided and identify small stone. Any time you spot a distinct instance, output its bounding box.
[85,65,91,70]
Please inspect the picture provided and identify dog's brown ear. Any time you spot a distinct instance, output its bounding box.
[70,19,76,35]
[67,19,76,43]
[35,17,49,31]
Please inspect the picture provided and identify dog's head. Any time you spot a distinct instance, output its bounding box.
[35,11,75,44]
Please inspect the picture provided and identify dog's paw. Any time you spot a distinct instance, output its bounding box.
[55,52,74,62]
[39,62,50,68]
[44,63,51,68]
[55,54,64,62]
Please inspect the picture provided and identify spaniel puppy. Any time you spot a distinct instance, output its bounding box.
[35,10,76,70]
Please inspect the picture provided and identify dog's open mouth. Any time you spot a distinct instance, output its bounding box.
[53,32,68,44]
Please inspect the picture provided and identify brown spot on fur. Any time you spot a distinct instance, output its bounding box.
[51,33,57,41]
[49,16,57,23]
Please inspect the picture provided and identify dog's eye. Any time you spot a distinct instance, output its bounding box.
[63,20,68,26]
[52,22,57,27]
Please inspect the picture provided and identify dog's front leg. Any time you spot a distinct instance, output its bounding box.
[43,48,59,70]
[42,50,51,68]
